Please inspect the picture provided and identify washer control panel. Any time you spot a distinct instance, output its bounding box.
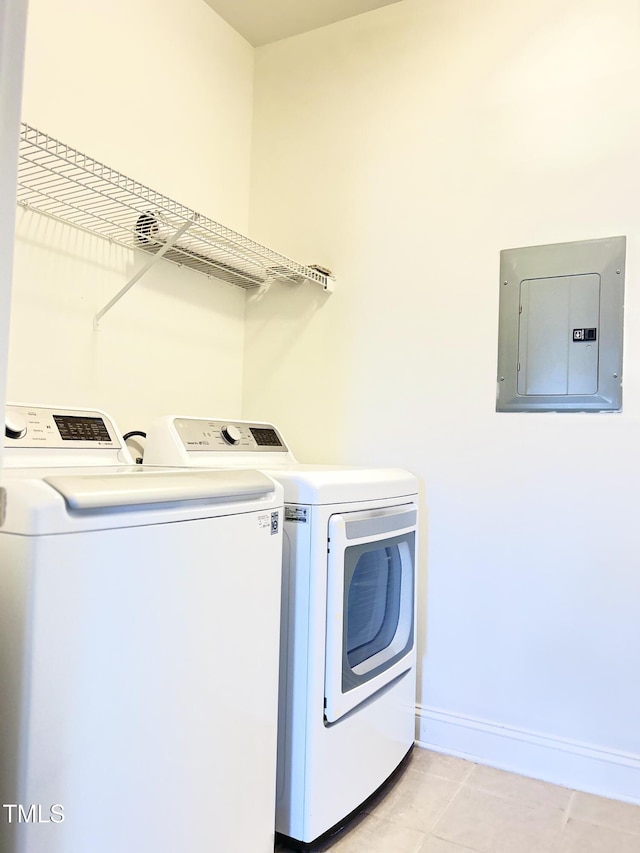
[4,405,121,449]
[174,418,288,453]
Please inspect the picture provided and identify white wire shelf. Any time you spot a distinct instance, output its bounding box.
[16,123,334,319]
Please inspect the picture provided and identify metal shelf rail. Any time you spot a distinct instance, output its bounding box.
[16,123,334,325]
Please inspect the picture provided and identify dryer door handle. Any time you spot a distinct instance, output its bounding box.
[343,508,417,541]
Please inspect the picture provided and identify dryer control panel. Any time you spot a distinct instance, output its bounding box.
[144,416,296,468]
[173,418,289,453]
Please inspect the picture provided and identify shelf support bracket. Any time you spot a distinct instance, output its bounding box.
[93,220,193,328]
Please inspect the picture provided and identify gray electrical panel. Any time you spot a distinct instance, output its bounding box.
[496,236,625,412]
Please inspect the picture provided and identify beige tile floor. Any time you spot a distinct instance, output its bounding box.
[277,748,640,853]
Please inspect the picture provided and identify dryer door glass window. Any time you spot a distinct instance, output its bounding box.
[342,532,414,693]
[347,546,402,668]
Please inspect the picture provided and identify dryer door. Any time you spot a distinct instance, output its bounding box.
[324,504,416,723]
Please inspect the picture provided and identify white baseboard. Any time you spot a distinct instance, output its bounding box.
[415,704,640,805]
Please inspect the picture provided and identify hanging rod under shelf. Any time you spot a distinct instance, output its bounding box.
[16,123,335,317]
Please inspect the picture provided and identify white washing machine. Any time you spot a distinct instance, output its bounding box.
[144,416,419,850]
[0,404,283,853]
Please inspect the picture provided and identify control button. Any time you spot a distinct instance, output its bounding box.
[5,408,28,440]
[220,424,242,445]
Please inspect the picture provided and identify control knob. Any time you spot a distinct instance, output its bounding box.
[220,424,242,446]
[5,408,28,440]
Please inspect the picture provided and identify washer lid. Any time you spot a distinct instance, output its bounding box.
[0,467,282,535]
[44,468,275,510]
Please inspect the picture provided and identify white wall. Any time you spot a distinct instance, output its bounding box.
[7,0,254,434]
[245,0,640,800]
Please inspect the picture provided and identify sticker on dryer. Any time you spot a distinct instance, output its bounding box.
[285,506,308,523]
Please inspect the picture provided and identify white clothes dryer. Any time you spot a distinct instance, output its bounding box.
[144,416,419,850]
[0,404,283,853]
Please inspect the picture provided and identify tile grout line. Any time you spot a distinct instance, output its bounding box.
[426,763,477,840]
[454,767,575,812]
[562,790,576,829]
